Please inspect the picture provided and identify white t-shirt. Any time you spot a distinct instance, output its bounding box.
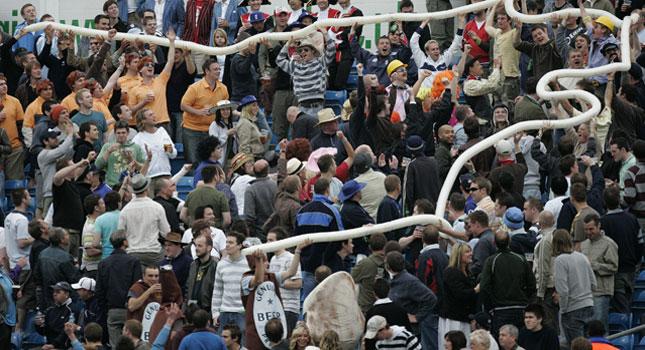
[4,212,31,270]
[544,196,567,222]
[268,251,301,314]
[132,128,177,178]
[181,226,227,260]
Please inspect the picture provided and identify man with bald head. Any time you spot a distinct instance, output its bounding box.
[435,125,456,180]
[480,229,536,338]
[288,106,318,140]
[533,210,558,329]
[244,159,278,240]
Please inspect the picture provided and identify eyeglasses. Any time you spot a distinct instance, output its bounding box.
[468,187,479,192]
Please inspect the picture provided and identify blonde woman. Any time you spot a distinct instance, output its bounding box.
[235,95,268,159]
[470,329,492,350]
[438,243,479,349]
[318,330,341,350]
[131,108,177,178]
[213,28,228,82]
[290,323,314,350]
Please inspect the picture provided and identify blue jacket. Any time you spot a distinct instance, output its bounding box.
[141,0,186,37]
[210,0,247,45]
[12,21,41,52]
[389,270,437,320]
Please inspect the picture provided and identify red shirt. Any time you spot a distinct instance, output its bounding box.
[303,161,350,201]
[464,19,490,63]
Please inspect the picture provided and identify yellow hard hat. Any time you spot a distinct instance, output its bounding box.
[386,59,408,76]
[594,16,615,33]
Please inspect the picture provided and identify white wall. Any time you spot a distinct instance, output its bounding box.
[0,0,428,49]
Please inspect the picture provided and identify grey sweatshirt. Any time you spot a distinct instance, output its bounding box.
[37,133,75,198]
[554,251,597,313]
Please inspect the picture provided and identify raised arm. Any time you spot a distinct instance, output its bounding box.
[485,5,498,38]
[161,29,176,76]
[103,55,125,97]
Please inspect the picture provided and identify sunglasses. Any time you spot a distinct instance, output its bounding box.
[468,187,479,192]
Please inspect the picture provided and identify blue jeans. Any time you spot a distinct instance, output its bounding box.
[181,128,209,164]
[169,112,183,143]
[593,296,611,330]
[301,271,316,307]
[217,312,245,340]
[418,313,438,350]
[561,306,593,346]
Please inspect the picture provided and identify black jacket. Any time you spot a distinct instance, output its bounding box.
[154,196,181,233]
[480,247,536,310]
[601,209,644,273]
[230,53,258,101]
[0,37,25,95]
[402,155,440,214]
[439,267,477,322]
[33,246,80,309]
[37,299,81,349]
[405,90,453,157]
[96,249,142,315]
[340,199,374,256]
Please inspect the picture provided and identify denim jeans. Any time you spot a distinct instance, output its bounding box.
[169,112,183,143]
[491,307,526,339]
[612,272,635,314]
[301,271,316,306]
[218,311,245,340]
[561,306,594,345]
[181,128,209,164]
[593,295,611,330]
[418,313,438,350]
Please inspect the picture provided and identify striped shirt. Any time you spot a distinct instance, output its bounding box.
[375,326,421,350]
[211,255,249,319]
[624,161,645,219]
[276,38,336,103]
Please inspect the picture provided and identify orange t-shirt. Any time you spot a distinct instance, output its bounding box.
[180,79,229,132]
[93,96,116,131]
[23,96,45,129]
[61,93,79,112]
[130,72,170,124]
[0,94,25,149]
[118,74,143,126]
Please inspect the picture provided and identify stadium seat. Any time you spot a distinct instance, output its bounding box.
[325,90,348,116]
[609,313,632,333]
[634,290,645,307]
[611,334,634,350]
[5,179,28,191]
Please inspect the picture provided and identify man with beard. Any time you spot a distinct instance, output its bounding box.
[186,234,217,313]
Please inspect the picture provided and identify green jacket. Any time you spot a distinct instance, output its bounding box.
[95,141,146,186]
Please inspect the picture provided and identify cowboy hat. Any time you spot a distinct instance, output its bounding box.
[316,108,340,126]
[210,99,238,113]
[158,232,187,246]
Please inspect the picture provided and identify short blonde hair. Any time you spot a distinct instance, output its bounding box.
[470,329,491,348]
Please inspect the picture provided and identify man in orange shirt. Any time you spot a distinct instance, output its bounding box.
[129,29,176,133]
[180,58,229,164]
[0,74,25,180]
[22,79,54,149]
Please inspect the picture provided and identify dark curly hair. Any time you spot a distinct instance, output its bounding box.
[196,136,221,162]
[286,138,311,162]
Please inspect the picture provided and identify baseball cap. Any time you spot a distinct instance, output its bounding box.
[364,315,387,339]
[51,281,73,292]
[495,139,513,156]
[72,277,96,292]
[40,128,61,142]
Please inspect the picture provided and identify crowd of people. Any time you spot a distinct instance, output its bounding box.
[0,0,645,349]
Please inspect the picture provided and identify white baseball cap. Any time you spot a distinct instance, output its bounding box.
[364,315,387,339]
[71,277,96,292]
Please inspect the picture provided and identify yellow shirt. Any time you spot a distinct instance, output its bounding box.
[489,28,520,78]
[130,72,171,124]
[0,94,24,149]
[61,93,79,112]
[118,75,143,126]
[93,97,116,131]
[23,96,45,129]
[181,79,229,132]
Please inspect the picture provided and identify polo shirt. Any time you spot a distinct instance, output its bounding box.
[0,94,25,148]
[181,78,229,132]
[130,71,171,124]
[23,95,45,129]
[60,93,79,112]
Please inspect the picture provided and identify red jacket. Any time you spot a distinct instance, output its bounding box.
[464,19,490,63]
